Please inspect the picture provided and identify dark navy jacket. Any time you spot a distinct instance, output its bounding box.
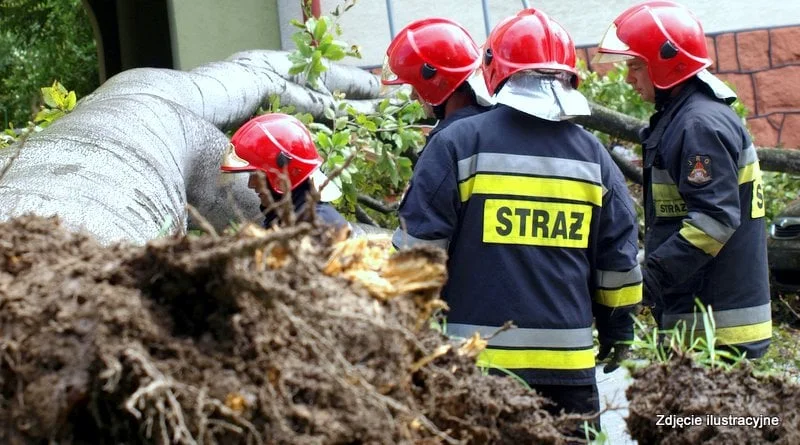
[262,182,347,229]
[642,78,771,358]
[393,105,642,386]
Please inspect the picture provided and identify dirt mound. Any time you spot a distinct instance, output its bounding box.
[0,215,581,444]
[626,355,800,444]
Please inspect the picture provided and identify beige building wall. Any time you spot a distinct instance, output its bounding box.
[291,0,800,67]
[167,0,282,70]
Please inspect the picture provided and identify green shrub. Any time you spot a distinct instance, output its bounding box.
[0,0,98,127]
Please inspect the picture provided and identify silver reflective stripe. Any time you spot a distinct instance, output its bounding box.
[446,323,594,349]
[456,153,602,185]
[662,303,772,329]
[651,167,674,184]
[391,228,449,250]
[739,144,758,168]
[686,211,736,243]
[596,266,643,288]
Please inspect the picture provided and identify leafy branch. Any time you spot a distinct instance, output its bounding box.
[288,2,361,89]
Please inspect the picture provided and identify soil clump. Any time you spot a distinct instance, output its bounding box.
[626,354,800,444]
[0,215,582,444]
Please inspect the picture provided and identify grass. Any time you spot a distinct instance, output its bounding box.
[627,297,800,378]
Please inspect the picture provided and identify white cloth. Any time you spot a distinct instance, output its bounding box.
[696,69,737,103]
[310,168,342,202]
[495,71,590,121]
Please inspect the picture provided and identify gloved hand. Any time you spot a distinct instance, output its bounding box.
[596,341,631,374]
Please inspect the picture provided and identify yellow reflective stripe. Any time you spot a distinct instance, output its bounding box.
[679,221,724,256]
[652,183,688,217]
[714,321,773,345]
[595,283,643,307]
[686,321,773,346]
[459,174,603,206]
[477,347,595,370]
[737,160,761,185]
[652,183,682,200]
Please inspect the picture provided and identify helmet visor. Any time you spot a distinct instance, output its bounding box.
[220,142,252,172]
[380,54,400,84]
[593,23,635,64]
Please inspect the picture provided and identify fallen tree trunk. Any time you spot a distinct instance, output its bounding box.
[2,49,799,245]
[0,51,386,245]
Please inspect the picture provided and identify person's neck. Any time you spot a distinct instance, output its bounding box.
[443,91,474,118]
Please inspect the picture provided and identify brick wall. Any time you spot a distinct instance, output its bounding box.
[578,25,800,149]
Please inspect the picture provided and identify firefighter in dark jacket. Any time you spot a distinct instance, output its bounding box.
[381,17,494,144]
[220,113,348,229]
[594,0,771,358]
[393,9,642,428]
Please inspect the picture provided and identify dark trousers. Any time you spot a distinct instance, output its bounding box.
[532,383,601,440]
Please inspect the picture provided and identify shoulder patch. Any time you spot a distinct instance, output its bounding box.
[686,155,712,185]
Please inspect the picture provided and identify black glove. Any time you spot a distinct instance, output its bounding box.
[596,341,631,374]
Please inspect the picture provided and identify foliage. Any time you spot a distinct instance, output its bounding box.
[630,300,746,371]
[287,0,361,89]
[577,60,654,148]
[262,93,426,227]
[750,321,800,380]
[763,171,800,222]
[0,0,98,126]
[1,80,78,149]
[280,3,426,227]
[578,60,654,121]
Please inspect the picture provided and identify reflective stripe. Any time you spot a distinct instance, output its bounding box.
[662,303,773,345]
[595,283,643,307]
[477,348,595,370]
[391,228,449,250]
[651,167,675,184]
[679,221,724,256]
[596,267,642,288]
[457,153,602,185]
[738,159,762,185]
[594,267,643,307]
[446,323,594,349]
[716,321,772,345]
[652,183,682,200]
[662,303,771,328]
[685,211,736,244]
[738,144,757,168]
[459,174,603,205]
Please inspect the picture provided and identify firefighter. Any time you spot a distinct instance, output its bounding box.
[220,113,347,229]
[381,17,494,144]
[392,8,642,430]
[593,0,771,359]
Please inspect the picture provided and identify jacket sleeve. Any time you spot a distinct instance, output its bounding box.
[391,134,460,250]
[645,119,741,297]
[593,152,643,345]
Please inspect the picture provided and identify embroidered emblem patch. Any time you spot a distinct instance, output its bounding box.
[687,155,712,185]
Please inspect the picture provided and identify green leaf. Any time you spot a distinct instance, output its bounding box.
[323,106,336,121]
[313,17,328,42]
[41,87,59,108]
[65,91,77,110]
[316,131,331,148]
[322,44,346,61]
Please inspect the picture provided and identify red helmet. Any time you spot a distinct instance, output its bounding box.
[594,1,712,89]
[381,17,480,106]
[220,113,322,194]
[482,9,578,96]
